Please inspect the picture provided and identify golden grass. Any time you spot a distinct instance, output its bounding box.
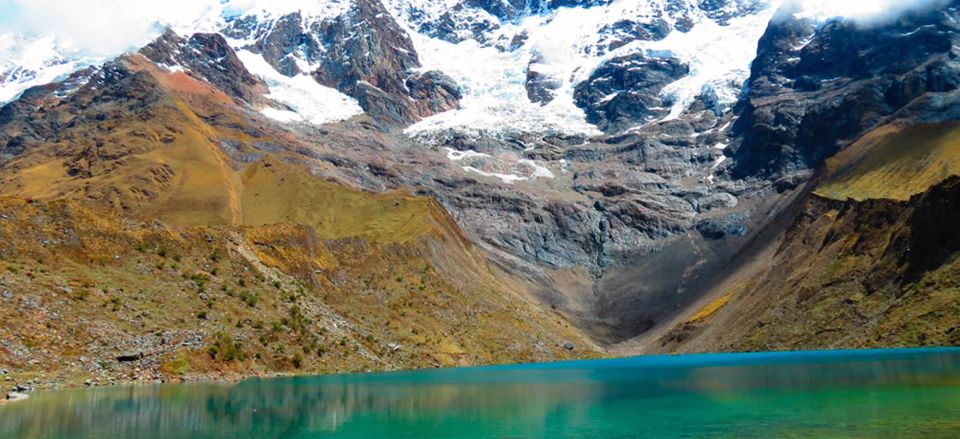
[0,196,597,386]
[240,158,441,244]
[817,122,960,201]
[687,290,737,323]
[0,61,443,245]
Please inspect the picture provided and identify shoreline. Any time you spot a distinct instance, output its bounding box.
[1,346,956,401]
[1,392,29,405]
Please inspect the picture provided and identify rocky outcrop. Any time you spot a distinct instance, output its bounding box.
[698,0,768,24]
[524,52,566,105]
[226,0,461,126]
[406,71,463,115]
[139,30,266,104]
[0,60,164,163]
[730,1,960,179]
[659,175,960,353]
[597,18,672,52]
[574,54,689,132]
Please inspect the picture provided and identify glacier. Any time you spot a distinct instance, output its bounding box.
[0,0,926,133]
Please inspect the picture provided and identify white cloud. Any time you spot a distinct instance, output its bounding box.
[0,0,222,56]
[791,0,950,25]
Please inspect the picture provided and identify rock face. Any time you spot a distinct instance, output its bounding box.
[525,55,564,105]
[139,30,266,104]
[699,0,768,24]
[0,59,164,164]
[574,54,690,132]
[225,0,461,125]
[730,1,960,178]
[659,175,960,353]
[406,71,463,115]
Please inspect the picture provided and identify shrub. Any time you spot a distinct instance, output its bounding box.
[207,332,247,362]
[292,353,304,369]
[239,291,258,307]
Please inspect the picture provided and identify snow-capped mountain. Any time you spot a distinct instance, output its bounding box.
[3,0,907,137]
[5,0,947,274]
[206,0,789,138]
[0,33,99,103]
[390,0,780,136]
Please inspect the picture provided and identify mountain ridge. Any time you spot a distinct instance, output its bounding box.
[1,0,960,390]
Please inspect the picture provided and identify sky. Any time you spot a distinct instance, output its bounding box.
[0,0,223,55]
[0,0,950,59]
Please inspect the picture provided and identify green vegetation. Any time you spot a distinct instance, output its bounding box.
[207,332,248,363]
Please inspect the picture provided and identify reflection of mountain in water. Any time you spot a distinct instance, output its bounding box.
[2,349,960,437]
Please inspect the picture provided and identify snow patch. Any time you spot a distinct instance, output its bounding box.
[158,63,186,73]
[463,167,528,184]
[236,50,362,125]
[518,159,556,179]
[444,147,490,161]
[447,149,556,184]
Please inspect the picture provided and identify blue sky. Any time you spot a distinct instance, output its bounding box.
[0,1,21,30]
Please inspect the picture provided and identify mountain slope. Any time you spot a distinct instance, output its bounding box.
[817,122,960,202]
[0,195,596,387]
[653,122,960,353]
[0,30,597,389]
[2,0,960,390]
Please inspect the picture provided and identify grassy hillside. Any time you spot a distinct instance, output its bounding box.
[0,197,596,390]
[659,178,960,353]
[240,158,448,243]
[0,55,598,391]
[817,122,960,201]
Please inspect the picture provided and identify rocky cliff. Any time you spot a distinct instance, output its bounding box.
[730,1,960,179]
[650,117,960,353]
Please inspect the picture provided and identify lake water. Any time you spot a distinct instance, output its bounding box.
[2,348,960,438]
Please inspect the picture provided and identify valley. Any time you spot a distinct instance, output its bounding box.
[0,0,959,393]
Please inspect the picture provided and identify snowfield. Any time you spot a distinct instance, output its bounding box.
[236,49,363,125]
[0,0,917,133]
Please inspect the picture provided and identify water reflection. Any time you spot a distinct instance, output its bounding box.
[2,349,960,438]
